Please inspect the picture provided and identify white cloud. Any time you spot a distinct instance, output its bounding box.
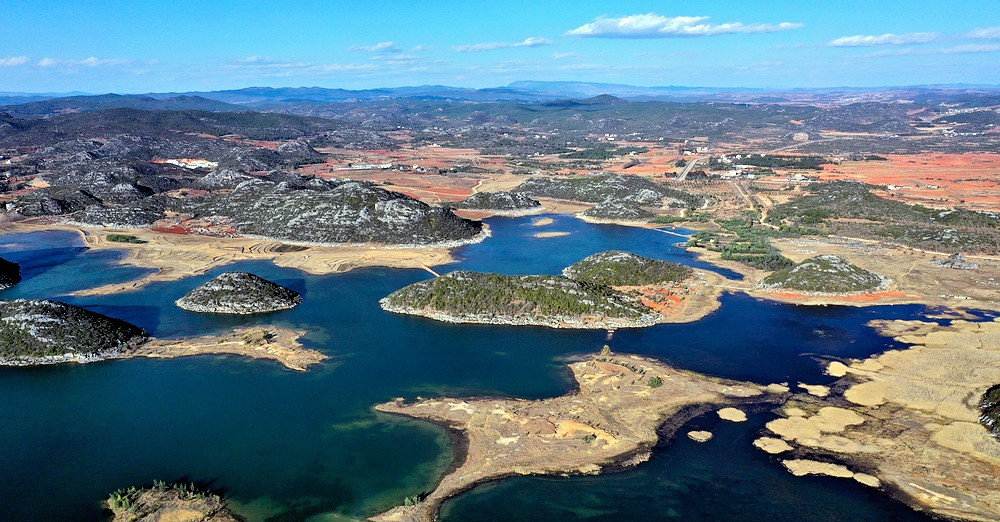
[869,43,1000,57]
[565,14,802,38]
[551,52,580,60]
[349,41,400,53]
[967,27,1000,40]
[36,56,132,67]
[828,32,938,47]
[455,37,553,52]
[0,56,29,66]
[37,57,58,67]
[239,56,272,63]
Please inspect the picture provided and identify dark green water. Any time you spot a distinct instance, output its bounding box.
[0,215,936,522]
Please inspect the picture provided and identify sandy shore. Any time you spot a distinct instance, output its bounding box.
[138,326,326,371]
[371,351,773,522]
[759,317,1000,522]
[2,222,459,296]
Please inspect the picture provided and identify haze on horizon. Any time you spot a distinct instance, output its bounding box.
[2,0,999,93]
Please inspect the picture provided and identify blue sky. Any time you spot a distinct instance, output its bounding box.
[2,0,999,92]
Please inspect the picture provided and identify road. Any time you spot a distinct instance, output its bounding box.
[677,157,701,181]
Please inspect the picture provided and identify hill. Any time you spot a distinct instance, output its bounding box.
[760,255,888,294]
[176,272,303,314]
[512,174,703,208]
[454,191,541,213]
[563,251,692,286]
[0,257,21,289]
[107,482,241,522]
[0,94,239,117]
[0,299,148,363]
[379,271,659,329]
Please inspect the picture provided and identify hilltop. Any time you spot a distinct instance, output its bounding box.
[454,191,541,214]
[175,272,303,314]
[982,384,1000,440]
[106,482,241,522]
[0,257,21,289]
[512,174,704,208]
[760,254,888,294]
[380,271,659,329]
[563,251,693,287]
[0,299,148,363]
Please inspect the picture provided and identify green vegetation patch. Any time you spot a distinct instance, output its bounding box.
[760,255,888,294]
[559,146,649,160]
[563,251,692,286]
[0,299,148,359]
[513,173,704,208]
[381,271,655,322]
[106,234,147,244]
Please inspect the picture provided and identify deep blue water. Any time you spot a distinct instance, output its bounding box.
[0,215,937,522]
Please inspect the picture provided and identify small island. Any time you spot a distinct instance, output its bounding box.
[563,250,693,287]
[454,191,542,215]
[176,272,303,314]
[0,256,22,290]
[578,199,654,222]
[759,254,889,294]
[372,351,771,522]
[106,482,240,522]
[0,298,325,370]
[379,271,659,329]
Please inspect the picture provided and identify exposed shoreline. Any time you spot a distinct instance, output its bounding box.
[370,351,775,522]
[0,327,326,371]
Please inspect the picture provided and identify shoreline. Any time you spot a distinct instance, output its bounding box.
[0,327,326,372]
[370,352,775,522]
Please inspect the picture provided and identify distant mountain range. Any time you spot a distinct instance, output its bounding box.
[3,81,1000,118]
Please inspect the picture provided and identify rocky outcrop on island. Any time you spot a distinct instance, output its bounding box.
[175,272,302,314]
[454,191,541,214]
[563,251,692,286]
[372,351,769,522]
[380,271,659,329]
[760,254,888,294]
[758,318,1000,522]
[981,384,1000,440]
[107,482,241,522]
[0,256,21,289]
[512,173,703,208]
[0,299,148,364]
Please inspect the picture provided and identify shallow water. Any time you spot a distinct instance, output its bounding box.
[0,215,936,522]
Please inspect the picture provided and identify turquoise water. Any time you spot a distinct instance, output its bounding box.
[0,215,935,522]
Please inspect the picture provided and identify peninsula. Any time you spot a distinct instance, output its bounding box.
[372,351,771,522]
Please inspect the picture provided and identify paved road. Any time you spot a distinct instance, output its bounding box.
[677,157,701,180]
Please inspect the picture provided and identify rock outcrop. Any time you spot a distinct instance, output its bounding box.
[175,272,303,314]
[760,254,888,294]
[0,256,21,289]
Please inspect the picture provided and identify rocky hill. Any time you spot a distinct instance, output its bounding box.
[380,271,659,329]
[0,256,21,290]
[579,199,654,221]
[0,299,148,363]
[190,178,484,245]
[760,254,888,294]
[176,272,303,314]
[563,251,692,286]
[454,191,540,213]
[512,173,704,208]
[981,384,1000,440]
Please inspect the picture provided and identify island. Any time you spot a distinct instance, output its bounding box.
[379,271,659,329]
[578,199,654,223]
[371,350,772,522]
[512,173,704,208]
[107,482,240,522]
[176,271,303,314]
[757,317,1000,522]
[0,256,22,289]
[759,254,889,294]
[453,191,541,215]
[0,298,325,371]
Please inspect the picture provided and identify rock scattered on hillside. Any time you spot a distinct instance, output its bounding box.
[175,272,303,314]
